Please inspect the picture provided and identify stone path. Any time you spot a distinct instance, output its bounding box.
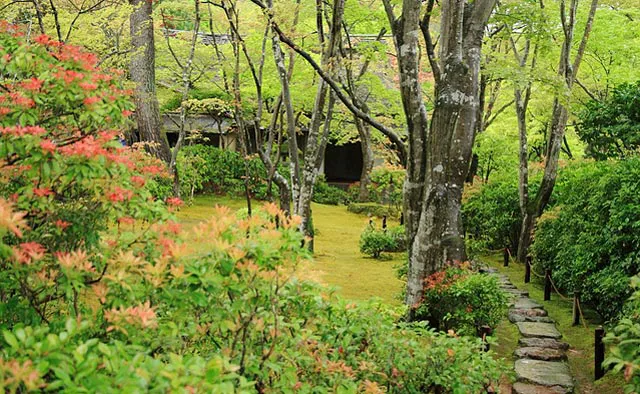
[483,267,575,394]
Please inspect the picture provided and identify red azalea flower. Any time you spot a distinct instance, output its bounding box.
[40,139,56,153]
[21,78,43,91]
[83,96,100,106]
[55,219,70,230]
[166,197,183,207]
[78,82,97,91]
[33,188,54,197]
[108,187,134,203]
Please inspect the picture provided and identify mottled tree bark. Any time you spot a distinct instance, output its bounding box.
[295,0,343,249]
[129,0,171,164]
[384,0,495,315]
[355,116,375,201]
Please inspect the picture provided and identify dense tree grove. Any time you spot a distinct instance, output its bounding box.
[1,0,640,391]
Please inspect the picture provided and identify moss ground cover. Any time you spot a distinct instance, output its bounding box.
[178,195,404,305]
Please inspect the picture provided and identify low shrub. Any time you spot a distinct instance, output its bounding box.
[359,225,404,258]
[348,202,399,218]
[604,275,640,393]
[413,262,508,337]
[312,175,349,205]
[388,225,407,252]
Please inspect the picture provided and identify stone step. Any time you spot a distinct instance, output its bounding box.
[509,311,555,323]
[504,289,530,297]
[511,308,548,317]
[512,298,545,310]
[515,347,568,362]
[515,359,574,391]
[512,382,570,394]
[517,322,563,339]
[518,338,570,351]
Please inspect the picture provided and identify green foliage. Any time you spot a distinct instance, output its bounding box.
[359,225,405,259]
[578,81,640,160]
[0,31,507,393]
[532,159,640,320]
[312,175,349,205]
[462,172,537,254]
[414,263,508,337]
[177,145,274,200]
[347,202,398,218]
[349,166,405,206]
[604,275,640,393]
[182,97,233,117]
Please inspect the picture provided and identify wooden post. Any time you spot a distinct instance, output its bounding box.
[525,256,531,283]
[503,247,509,267]
[595,326,605,380]
[480,325,492,352]
[572,291,581,326]
[544,269,552,301]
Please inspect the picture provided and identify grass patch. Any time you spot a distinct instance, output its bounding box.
[177,195,404,305]
[483,252,626,394]
[310,203,404,305]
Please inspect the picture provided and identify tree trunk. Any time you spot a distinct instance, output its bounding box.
[356,116,374,201]
[517,0,598,262]
[384,0,495,316]
[129,0,172,164]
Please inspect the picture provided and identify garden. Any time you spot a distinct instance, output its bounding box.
[1,0,640,393]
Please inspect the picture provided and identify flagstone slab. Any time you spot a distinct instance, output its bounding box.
[515,359,574,390]
[504,289,530,297]
[512,382,570,394]
[515,347,567,361]
[512,298,544,310]
[511,308,548,317]
[518,338,570,351]
[517,322,562,339]
[509,311,555,323]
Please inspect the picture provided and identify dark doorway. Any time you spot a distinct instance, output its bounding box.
[324,142,362,182]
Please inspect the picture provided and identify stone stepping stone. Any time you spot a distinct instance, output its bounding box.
[511,308,548,317]
[518,338,569,351]
[512,382,570,394]
[509,311,554,323]
[515,359,574,391]
[512,298,544,310]
[504,289,530,297]
[515,347,567,361]
[517,322,562,339]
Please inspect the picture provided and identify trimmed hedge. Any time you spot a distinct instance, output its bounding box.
[532,159,640,320]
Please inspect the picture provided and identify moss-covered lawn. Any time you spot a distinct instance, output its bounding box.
[177,195,404,305]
